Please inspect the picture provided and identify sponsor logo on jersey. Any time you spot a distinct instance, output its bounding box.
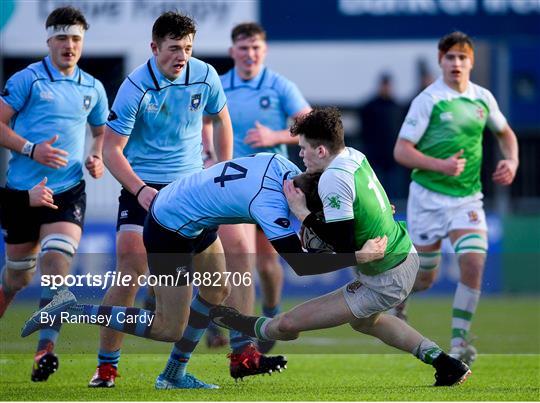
[326,193,342,209]
[259,96,270,109]
[83,95,92,110]
[440,112,453,122]
[108,110,118,121]
[190,93,202,111]
[120,210,128,219]
[467,210,480,224]
[346,280,363,294]
[146,103,159,113]
[274,218,290,228]
[40,90,54,101]
[405,117,417,127]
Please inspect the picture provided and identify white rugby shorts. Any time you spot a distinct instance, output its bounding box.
[406,181,487,246]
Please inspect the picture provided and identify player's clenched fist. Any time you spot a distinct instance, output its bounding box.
[492,159,518,186]
[136,185,158,212]
[33,134,69,169]
[439,149,466,176]
[85,154,104,179]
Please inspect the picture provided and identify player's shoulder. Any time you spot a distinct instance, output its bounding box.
[327,148,365,173]
[467,80,496,103]
[124,60,157,93]
[77,67,104,90]
[188,57,218,84]
[9,61,43,83]
[262,67,295,90]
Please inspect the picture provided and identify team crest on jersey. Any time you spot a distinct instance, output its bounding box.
[259,96,270,109]
[467,210,480,224]
[83,95,92,110]
[190,93,202,111]
[346,280,363,294]
[440,112,453,122]
[326,193,341,210]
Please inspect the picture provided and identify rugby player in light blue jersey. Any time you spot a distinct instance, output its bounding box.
[202,23,311,360]
[23,153,374,388]
[0,6,108,382]
[90,11,233,389]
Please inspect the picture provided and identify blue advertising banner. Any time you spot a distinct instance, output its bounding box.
[260,0,540,40]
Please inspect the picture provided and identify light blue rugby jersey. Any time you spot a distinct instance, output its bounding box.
[107,56,226,183]
[152,153,301,240]
[221,67,309,159]
[1,56,108,192]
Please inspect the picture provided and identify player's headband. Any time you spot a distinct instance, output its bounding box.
[46,25,85,40]
[438,43,474,64]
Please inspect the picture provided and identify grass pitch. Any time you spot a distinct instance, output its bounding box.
[1,296,539,401]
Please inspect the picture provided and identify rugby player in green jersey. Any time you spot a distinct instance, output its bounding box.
[393,31,519,366]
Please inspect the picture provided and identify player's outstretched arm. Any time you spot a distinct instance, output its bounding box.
[492,125,519,186]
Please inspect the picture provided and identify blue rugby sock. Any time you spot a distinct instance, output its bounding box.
[37,286,63,351]
[161,294,214,380]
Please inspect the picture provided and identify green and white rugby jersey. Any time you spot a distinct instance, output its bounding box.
[399,77,507,197]
[319,148,412,276]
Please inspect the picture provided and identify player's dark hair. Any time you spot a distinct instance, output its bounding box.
[293,172,323,213]
[438,31,474,54]
[290,107,345,154]
[45,6,89,30]
[152,11,196,46]
[231,22,266,42]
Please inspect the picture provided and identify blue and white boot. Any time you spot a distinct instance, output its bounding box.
[155,373,219,389]
[21,288,77,337]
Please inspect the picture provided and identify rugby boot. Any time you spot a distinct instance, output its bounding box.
[88,363,119,388]
[228,344,287,380]
[432,352,471,386]
[31,342,59,382]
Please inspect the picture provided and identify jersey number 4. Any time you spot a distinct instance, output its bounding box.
[214,162,248,187]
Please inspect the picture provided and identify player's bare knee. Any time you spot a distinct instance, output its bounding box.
[150,314,182,342]
[276,313,300,339]
[350,315,379,334]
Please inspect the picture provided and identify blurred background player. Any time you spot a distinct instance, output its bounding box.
[210,107,471,387]
[90,11,233,388]
[202,22,311,356]
[393,31,519,365]
[0,5,108,381]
